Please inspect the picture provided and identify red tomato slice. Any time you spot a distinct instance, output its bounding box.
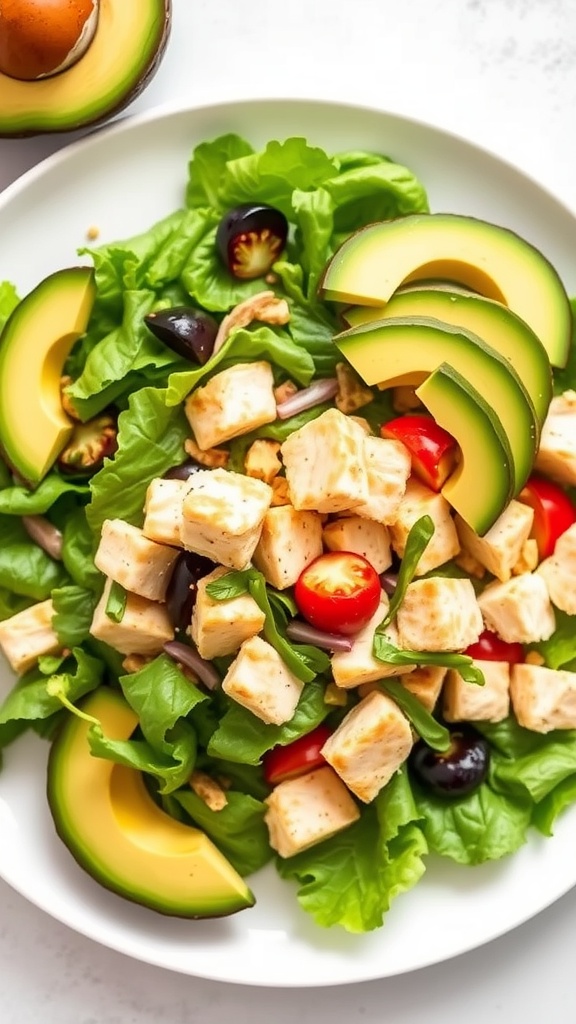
[294,551,381,636]
[263,724,333,786]
[381,414,457,492]
[464,629,524,665]
[519,475,576,560]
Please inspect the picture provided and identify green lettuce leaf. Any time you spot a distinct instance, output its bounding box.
[0,515,69,599]
[0,587,34,622]
[51,585,98,647]
[0,280,19,332]
[207,678,328,765]
[186,133,255,209]
[0,474,88,515]
[118,654,207,751]
[174,788,272,876]
[278,768,427,932]
[86,386,189,533]
[61,507,103,591]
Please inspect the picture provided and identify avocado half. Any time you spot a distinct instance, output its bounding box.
[0,0,171,136]
[0,266,96,485]
[320,213,572,368]
[47,687,256,918]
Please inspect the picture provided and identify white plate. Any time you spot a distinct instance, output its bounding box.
[1,98,576,988]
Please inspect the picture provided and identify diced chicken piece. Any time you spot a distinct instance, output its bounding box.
[180,468,272,570]
[264,765,360,857]
[252,505,323,590]
[184,437,229,468]
[322,515,392,574]
[353,436,412,524]
[280,408,369,513]
[89,577,174,656]
[222,635,303,725]
[510,663,576,732]
[478,573,555,644]
[321,690,413,803]
[244,439,282,484]
[388,478,460,575]
[331,592,414,689]
[142,477,187,547]
[534,391,576,486]
[453,547,486,579]
[184,361,277,450]
[455,500,534,583]
[512,538,539,575]
[537,522,576,614]
[0,599,60,675]
[271,477,291,506]
[443,659,510,723]
[402,665,447,713]
[397,577,483,652]
[94,519,179,602]
[190,567,265,659]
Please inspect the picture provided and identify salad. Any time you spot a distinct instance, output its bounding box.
[1,131,576,935]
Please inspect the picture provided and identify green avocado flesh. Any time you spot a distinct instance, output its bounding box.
[342,286,552,428]
[0,1,170,136]
[320,213,571,368]
[416,364,513,534]
[0,267,96,485]
[46,688,255,918]
[334,315,533,495]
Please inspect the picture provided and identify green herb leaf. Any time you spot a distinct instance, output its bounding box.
[247,573,329,682]
[373,636,485,685]
[105,580,127,622]
[205,567,257,601]
[379,678,450,751]
[378,515,435,630]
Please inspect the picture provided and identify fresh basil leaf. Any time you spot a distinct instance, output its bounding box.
[105,580,127,623]
[373,636,485,685]
[378,515,435,629]
[247,573,327,682]
[379,678,450,752]
[205,567,257,601]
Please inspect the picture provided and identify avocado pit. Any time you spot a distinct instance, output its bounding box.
[0,0,99,81]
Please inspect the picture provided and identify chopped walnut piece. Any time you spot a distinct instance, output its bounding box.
[213,290,291,355]
[121,654,153,674]
[512,538,539,575]
[184,437,229,468]
[334,362,374,414]
[189,770,228,811]
[453,548,486,579]
[244,439,282,484]
[392,385,423,413]
[271,476,291,506]
[60,376,82,421]
[58,413,118,474]
[274,379,298,404]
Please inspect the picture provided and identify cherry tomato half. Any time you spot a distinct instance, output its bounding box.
[263,724,333,786]
[294,551,381,636]
[381,414,457,492]
[464,629,524,665]
[518,475,576,560]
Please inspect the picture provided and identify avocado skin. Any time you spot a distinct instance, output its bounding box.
[47,687,256,919]
[0,1,172,137]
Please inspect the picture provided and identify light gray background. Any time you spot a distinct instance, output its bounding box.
[1,0,576,1019]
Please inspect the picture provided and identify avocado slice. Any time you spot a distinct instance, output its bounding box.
[0,1,171,136]
[334,315,533,495]
[47,687,256,918]
[416,364,513,534]
[0,267,96,485]
[343,287,552,429]
[320,213,571,368]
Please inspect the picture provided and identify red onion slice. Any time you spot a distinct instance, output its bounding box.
[379,572,398,595]
[163,640,221,691]
[276,378,338,420]
[286,619,353,652]
[22,515,63,560]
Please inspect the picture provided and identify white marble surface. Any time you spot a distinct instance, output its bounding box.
[2,0,576,1019]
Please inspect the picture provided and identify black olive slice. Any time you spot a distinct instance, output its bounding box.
[216,203,288,280]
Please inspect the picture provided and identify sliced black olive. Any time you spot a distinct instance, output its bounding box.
[165,551,216,633]
[163,459,205,482]
[216,203,288,280]
[409,725,490,799]
[145,306,218,365]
